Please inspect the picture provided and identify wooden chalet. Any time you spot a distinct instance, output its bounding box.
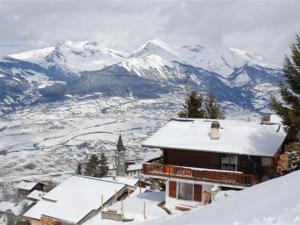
[142,116,287,208]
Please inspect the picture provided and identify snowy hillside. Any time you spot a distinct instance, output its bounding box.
[0,57,62,114]
[141,170,300,225]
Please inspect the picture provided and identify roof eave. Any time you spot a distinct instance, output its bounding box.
[142,144,277,158]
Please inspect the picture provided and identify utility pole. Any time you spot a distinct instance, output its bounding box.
[184,70,190,119]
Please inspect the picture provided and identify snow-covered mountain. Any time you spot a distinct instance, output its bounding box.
[0,56,61,113]
[2,39,284,114]
[10,41,126,75]
[177,45,279,77]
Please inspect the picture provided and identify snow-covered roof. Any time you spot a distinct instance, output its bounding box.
[0,201,16,214]
[15,181,38,191]
[23,175,126,224]
[26,190,46,201]
[0,199,33,216]
[127,163,143,171]
[142,118,287,157]
[100,176,138,187]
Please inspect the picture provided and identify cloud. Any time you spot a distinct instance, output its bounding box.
[0,1,299,64]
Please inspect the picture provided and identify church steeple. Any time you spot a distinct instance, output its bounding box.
[115,134,126,177]
[117,134,126,152]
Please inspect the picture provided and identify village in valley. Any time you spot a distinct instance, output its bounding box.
[0,112,293,225]
[0,1,300,225]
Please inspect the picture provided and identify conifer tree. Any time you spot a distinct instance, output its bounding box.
[205,94,224,119]
[99,153,109,177]
[76,162,82,175]
[178,91,206,118]
[179,91,224,119]
[85,154,100,177]
[271,35,300,142]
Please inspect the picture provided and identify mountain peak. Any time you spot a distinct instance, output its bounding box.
[9,46,55,62]
[132,39,178,60]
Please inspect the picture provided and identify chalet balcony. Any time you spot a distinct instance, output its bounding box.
[142,163,260,187]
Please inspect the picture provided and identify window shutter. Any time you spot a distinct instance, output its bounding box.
[193,184,202,202]
[169,181,177,198]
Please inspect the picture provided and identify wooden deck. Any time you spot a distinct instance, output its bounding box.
[142,163,260,187]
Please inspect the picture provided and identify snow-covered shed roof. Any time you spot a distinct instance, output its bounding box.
[100,176,138,187]
[142,118,287,157]
[15,181,38,191]
[127,163,143,171]
[23,175,126,224]
[26,190,46,201]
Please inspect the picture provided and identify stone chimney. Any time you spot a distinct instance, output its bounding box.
[210,121,220,140]
[262,113,271,125]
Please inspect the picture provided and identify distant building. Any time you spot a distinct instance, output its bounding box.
[142,117,287,209]
[15,181,46,199]
[126,163,142,178]
[108,164,116,176]
[0,199,34,225]
[108,162,143,178]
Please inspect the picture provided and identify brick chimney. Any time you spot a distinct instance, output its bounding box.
[210,121,220,140]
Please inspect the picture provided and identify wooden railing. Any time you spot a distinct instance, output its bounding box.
[142,163,260,187]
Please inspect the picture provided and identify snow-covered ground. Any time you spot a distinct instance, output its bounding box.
[0,93,187,187]
[137,170,300,225]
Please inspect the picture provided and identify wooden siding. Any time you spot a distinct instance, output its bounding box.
[169,180,177,198]
[163,149,220,170]
[238,155,263,175]
[163,149,264,176]
[193,184,202,202]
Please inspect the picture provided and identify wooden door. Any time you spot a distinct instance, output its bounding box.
[193,184,202,202]
[169,180,177,198]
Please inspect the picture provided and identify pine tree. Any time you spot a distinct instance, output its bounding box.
[179,91,224,119]
[76,162,82,175]
[99,153,109,177]
[271,35,300,142]
[85,154,100,177]
[205,94,224,119]
[285,142,300,171]
[178,91,206,118]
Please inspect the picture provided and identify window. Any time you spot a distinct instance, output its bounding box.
[221,155,238,171]
[177,182,193,201]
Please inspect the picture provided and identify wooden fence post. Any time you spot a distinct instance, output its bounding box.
[101,194,104,220]
[139,180,141,194]
[121,197,124,221]
[143,201,147,219]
